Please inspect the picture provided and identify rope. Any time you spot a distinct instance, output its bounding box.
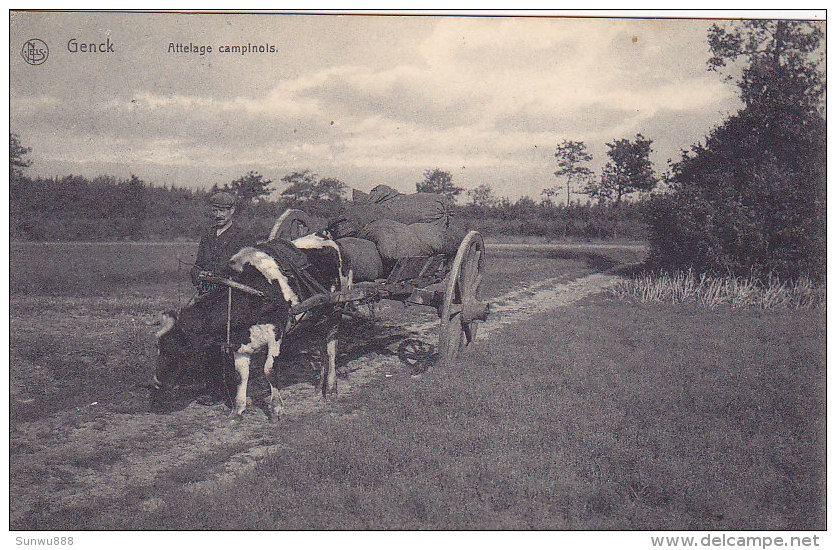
[226,286,232,348]
[221,286,234,407]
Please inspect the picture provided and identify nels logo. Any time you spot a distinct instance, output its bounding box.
[21,38,49,65]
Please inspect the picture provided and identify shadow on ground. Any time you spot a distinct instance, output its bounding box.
[148,315,430,415]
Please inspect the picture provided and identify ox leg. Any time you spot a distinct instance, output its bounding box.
[263,335,283,422]
[320,318,339,398]
[232,352,251,416]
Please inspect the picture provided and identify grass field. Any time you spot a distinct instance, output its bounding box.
[48,294,824,530]
[10,242,193,296]
[9,241,824,530]
[9,241,637,297]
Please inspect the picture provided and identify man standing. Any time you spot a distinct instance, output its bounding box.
[190,191,251,292]
[185,191,251,404]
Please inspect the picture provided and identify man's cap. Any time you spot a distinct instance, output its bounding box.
[210,191,236,208]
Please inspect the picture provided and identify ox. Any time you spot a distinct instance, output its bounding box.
[151,235,349,421]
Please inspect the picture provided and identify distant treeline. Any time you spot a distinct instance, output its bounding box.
[11,175,214,241]
[457,201,646,241]
[9,174,648,242]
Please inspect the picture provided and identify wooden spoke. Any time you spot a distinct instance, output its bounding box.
[437,231,487,368]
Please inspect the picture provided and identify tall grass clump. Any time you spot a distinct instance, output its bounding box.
[611,269,824,310]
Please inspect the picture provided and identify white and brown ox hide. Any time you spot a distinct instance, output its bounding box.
[152,235,348,421]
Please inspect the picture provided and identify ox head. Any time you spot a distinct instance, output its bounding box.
[149,306,238,413]
[151,309,206,392]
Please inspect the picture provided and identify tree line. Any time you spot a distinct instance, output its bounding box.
[8,161,648,242]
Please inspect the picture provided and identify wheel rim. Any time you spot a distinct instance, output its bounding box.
[438,231,485,367]
[459,238,483,345]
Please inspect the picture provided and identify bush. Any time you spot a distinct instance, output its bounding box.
[646,19,826,284]
[647,154,825,282]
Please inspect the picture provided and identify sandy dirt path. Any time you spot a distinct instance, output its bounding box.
[9,269,622,527]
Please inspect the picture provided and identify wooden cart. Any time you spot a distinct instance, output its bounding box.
[270,209,490,367]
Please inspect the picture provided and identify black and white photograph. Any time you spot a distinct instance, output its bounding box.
[8,9,827,542]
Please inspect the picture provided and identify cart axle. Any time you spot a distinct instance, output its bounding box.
[462,299,491,324]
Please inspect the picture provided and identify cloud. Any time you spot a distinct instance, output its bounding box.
[295,65,488,129]
[10,15,742,199]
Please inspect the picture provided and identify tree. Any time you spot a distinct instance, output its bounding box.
[545,140,593,206]
[466,184,498,208]
[416,169,463,200]
[708,20,824,114]
[540,187,558,206]
[280,170,317,202]
[648,20,825,281]
[10,133,32,180]
[594,134,657,203]
[121,175,146,239]
[227,171,273,205]
[280,170,347,202]
[706,19,824,172]
[315,177,348,201]
[581,177,614,204]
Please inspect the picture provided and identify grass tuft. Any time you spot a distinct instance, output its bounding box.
[611,269,824,310]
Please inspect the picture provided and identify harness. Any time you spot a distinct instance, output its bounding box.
[255,240,330,297]
[175,238,340,407]
[206,241,337,349]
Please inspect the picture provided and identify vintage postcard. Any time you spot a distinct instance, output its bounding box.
[9,10,826,543]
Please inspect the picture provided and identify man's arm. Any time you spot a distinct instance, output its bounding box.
[190,235,211,286]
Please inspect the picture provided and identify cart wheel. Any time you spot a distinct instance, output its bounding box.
[438,231,489,368]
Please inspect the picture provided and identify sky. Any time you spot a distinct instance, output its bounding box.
[10,12,752,202]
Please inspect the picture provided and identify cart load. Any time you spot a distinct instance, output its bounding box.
[270,185,467,282]
[332,184,452,236]
[334,236,384,282]
[247,190,489,369]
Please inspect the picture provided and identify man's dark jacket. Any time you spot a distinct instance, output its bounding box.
[190,223,252,286]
